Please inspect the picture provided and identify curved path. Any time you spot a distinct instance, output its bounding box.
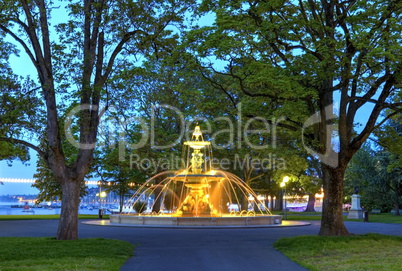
[1,220,401,271]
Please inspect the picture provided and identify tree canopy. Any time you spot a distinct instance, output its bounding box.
[187,0,402,235]
[0,0,196,240]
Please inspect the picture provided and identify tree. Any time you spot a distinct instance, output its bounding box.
[0,0,194,240]
[0,65,39,164]
[375,117,402,169]
[345,143,402,214]
[94,147,145,213]
[374,117,402,214]
[33,155,88,203]
[302,158,323,212]
[189,0,402,235]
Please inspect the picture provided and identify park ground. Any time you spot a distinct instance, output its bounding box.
[0,213,401,271]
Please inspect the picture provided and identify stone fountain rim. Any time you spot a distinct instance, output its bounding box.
[82,219,310,228]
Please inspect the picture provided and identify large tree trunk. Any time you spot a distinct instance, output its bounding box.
[304,194,316,212]
[319,165,349,236]
[57,180,81,240]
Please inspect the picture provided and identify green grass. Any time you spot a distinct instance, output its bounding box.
[284,215,323,221]
[274,234,402,271]
[0,214,109,220]
[0,237,133,271]
[273,212,402,223]
[346,213,402,223]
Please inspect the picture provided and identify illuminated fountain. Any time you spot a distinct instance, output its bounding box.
[110,126,282,226]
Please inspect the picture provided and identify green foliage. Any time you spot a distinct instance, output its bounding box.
[133,200,147,213]
[0,71,42,164]
[94,146,146,212]
[345,144,402,212]
[32,156,88,202]
[0,237,133,271]
[190,0,402,233]
[375,117,402,170]
[0,0,199,239]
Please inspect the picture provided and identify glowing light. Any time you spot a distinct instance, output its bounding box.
[209,170,216,175]
[0,178,35,183]
[100,191,107,198]
[0,178,110,185]
[283,176,289,183]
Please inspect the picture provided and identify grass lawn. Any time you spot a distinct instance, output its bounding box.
[346,213,402,223]
[0,214,109,220]
[0,237,133,271]
[274,234,402,271]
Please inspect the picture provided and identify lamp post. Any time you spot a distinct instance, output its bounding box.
[280,176,289,220]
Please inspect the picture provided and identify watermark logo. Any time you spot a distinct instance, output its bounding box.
[129,153,287,175]
[64,102,340,172]
[301,105,339,168]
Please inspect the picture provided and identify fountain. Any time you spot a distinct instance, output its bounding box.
[110,125,282,226]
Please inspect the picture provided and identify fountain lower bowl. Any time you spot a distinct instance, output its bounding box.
[110,214,282,226]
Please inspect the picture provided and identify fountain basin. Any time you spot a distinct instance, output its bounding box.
[110,214,282,226]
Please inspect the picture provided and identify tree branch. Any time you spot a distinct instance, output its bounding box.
[0,137,46,159]
[351,75,396,148]
[102,30,148,81]
[0,23,38,71]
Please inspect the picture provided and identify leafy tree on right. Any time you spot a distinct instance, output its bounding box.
[190,0,402,235]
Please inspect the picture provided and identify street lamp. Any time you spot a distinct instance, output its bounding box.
[280,176,289,220]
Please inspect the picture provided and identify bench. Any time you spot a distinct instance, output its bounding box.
[390,209,402,214]
[370,209,381,214]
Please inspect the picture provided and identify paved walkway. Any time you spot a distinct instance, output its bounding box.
[1,220,401,271]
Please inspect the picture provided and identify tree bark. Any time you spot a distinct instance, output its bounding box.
[57,180,81,240]
[319,165,349,236]
[274,192,282,211]
[304,194,316,212]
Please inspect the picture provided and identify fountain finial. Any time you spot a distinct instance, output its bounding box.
[192,125,203,141]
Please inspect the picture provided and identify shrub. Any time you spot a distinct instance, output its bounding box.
[133,201,147,213]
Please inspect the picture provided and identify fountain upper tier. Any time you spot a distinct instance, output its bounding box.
[181,125,214,175]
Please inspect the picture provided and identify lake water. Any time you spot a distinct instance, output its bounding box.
[0,202,104,216]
